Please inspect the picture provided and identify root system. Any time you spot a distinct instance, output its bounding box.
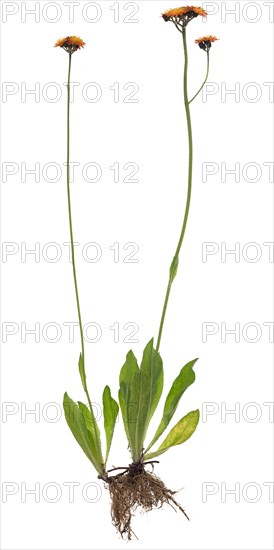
[105,462,189,540]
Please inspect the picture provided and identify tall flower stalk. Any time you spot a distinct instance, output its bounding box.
[65,50,95,419]
[156,27,193,352]
[156,13,218,352]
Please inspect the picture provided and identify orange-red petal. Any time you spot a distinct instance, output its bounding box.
[195,35,219,43]
[54,36,85,48]
[162,5,207,20]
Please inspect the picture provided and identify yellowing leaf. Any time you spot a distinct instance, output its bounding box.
[144,409,200,460]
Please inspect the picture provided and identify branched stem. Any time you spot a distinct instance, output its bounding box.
[156,28,193,353]
[189,50,210,104]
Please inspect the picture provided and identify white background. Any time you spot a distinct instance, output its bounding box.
[1,1,273,549]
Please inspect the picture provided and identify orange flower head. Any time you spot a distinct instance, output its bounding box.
[162,6,207,31]
[195,35,219,51]
[54,36,85,54]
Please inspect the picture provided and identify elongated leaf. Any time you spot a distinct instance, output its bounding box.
[119,350,140,454]
[63,393,104,474]
[78,353,86,392]
[119,341,164,461]
[103,385,119,464]
[134,339,163,458]
[78,401,103,463]
[145,359,198,453]
[144,409,200,460]
[77,354,103,459]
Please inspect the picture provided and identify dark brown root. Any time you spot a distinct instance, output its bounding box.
[106,462,189,540]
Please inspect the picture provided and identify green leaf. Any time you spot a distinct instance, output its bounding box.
[119,340,163,462]
[145,358,198,453]
[134,339,163,458]
[170,256,179,283]
[144,409,200,460]
[63,393,104,475]
[119,350,140,454]
[78,401,103,457]
[103,386,119,464]
[76,355,102,458]
[78,353,86,392]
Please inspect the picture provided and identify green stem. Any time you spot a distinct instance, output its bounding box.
[66,53,93,414]
[156,28,193,353]
[189,50,209,104]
